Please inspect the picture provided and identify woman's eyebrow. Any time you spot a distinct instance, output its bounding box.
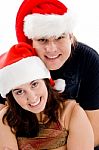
[12,88,20,92]
[30,80,36,84]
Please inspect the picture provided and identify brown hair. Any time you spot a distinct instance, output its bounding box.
[3,79,65,137]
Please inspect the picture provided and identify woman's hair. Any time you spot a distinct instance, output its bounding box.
[2,79,65,137]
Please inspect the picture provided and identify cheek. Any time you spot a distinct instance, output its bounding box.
[44,88,48,99]
[13,95,25,106]
[35,49,44,58]
[65,44,71,56]
[32,41,41,50]
[33,44,44,58]
[63,40,71,55]
[59,44,71,58]
[41,85,48,99]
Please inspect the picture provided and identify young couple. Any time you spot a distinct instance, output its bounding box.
[0,0,99,149]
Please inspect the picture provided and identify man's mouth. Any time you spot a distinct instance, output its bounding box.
[45,54,61,60]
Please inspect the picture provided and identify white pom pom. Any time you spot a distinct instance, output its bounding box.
[54,78,66,93]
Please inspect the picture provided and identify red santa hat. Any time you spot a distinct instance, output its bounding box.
[0,42,52,98]
[16,0,76,44]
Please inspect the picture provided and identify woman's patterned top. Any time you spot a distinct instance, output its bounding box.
[17,120,68,150]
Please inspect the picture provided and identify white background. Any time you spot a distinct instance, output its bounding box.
[0,0,99,54]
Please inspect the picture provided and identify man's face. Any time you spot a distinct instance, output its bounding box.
[32,33,72,70]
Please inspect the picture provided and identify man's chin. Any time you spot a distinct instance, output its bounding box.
[44,59,65,70]
[48,64,63,70]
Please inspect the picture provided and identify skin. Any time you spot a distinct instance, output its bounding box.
[0,104,6,111]
[33,33,72,70]
[0,107,18,150]
[86,110,99,146]
[12,79,48,114]
[0,79,94,150]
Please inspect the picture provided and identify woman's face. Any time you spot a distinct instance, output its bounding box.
[12,79,48,114]
[33,33,72,70]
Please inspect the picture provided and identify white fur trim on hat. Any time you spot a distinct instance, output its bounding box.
[23,10,76,39]
[0,56,50,98]
[54,79,66,93]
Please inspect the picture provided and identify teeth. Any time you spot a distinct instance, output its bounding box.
[29,99,40,106]
[47,55,58,59]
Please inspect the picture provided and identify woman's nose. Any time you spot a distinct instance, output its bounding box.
[26,90,37,102]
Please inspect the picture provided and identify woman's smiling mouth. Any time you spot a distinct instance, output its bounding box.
[28,99,40,107]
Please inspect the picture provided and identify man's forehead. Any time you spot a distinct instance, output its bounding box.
[33,33,67,40]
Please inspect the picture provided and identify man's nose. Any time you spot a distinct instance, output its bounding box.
[45,41,57,53]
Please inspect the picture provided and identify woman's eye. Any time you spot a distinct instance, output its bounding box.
[31,82,38,88]
[16,90,24,95]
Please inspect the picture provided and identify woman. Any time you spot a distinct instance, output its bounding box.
[0,42,94,150]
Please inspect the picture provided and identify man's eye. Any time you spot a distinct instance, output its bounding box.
[57,36,65,40]
[37,39,47,43]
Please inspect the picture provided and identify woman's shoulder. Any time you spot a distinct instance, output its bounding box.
[59,100,91,131]
[0,107,18,149]
[0,106,7,119]
[60,99,77,113]
[62,100,86,120]
[59,100,79,128]
[0,106,8,127]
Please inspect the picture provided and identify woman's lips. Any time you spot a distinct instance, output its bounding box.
[29,99,40,107]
